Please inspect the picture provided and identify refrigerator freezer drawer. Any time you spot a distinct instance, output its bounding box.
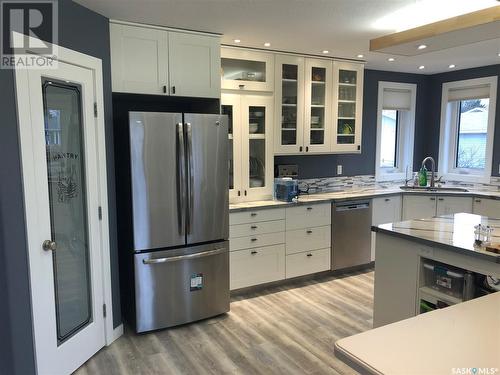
[134,241,230,332]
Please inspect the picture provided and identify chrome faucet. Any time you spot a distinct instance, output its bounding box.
[421,156,436,188]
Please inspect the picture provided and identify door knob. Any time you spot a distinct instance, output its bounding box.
[42,240,57,251]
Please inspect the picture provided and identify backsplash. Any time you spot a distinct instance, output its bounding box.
[298,175,500,194]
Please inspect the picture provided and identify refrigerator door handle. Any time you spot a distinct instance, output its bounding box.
[142,247,227,264]
[176,122,186,235]
[186,122,194,235]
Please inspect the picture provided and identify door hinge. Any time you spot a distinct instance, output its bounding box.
[94,102,98,118]
[98,206,102,220]
[103,303,107,318]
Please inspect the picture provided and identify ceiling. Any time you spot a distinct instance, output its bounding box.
[74,0,500,74]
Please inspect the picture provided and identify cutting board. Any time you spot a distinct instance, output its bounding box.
[485,243,500,254]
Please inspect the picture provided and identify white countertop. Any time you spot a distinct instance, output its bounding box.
[335,292,500,375]
[229,187,500,212]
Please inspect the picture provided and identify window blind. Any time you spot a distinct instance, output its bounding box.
[447,84,490,101]
[382,88,412,110]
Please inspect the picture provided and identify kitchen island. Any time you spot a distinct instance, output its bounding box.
[372,213,500,327]
[333,213,500,374]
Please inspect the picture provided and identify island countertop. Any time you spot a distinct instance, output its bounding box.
[373,213,500,263]
[335,292,500,375]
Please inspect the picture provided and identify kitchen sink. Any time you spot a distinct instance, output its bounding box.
[400,185,469,192]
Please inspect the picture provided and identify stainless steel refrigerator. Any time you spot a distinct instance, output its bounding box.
[128,111,229,332]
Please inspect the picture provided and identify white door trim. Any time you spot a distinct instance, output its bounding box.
[13,34,122,368]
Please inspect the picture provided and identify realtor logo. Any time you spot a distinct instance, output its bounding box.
[1,0,58,69]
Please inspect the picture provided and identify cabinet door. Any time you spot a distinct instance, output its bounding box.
[221,48,274,91]
[109,23,168,95]
[473,198,500,218]
[436,196,473,216]
[168,32,220,98]
[274,55,305,154]
[402,195,437,220]
[304,58,332,153]
[372,195,402,226]
[241,95,274,201]
[221,93,243,202]
[332,62,364,153]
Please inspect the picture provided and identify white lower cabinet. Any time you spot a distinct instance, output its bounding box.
[371,195,402,261]
[473,197,500,218]
[286,248,331,278]
[230,245,285,290]
[229,203,332,290]
[436,196,472,216]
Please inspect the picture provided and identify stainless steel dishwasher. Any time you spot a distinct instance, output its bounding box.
[332,200,372,270]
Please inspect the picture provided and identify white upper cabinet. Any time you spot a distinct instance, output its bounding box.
[274,54,305,154]
[332,61,364,153]
[168,32,220,98]
[221,48,274,92]
[109,22,221,98]
[110,23,168,95]
[222,93,274,202]
[304,58,332,153]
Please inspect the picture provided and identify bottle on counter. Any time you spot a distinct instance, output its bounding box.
[418,165,428,187]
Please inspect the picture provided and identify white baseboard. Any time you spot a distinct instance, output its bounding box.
[107,324,124,345]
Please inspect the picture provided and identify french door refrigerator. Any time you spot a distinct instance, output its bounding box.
[129,111,229,332]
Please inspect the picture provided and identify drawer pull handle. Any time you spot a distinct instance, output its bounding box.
[251,238,258,242]
[251,250,258,255]
[250,212,257,217]
[475,199,481,203]
[306,230,313,234]
[251,225,258,229]
[430,197,436,201]
[438,198,444,201]
[385,198,390,202]
[306,207,313,211]
[306,253,313,257]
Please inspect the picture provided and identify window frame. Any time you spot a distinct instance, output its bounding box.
[438,76,497,183]
[375,81,417,182]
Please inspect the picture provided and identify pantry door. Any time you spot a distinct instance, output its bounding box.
[16,55,110,374]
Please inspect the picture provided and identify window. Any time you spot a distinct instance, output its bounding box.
[438,77,497,183]
[375,82,417,181]
[380,109,399,168]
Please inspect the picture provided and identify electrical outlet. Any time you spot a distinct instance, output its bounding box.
[337,165,343,175]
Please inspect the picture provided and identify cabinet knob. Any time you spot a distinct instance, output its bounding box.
[475,199,481,203]
[251,238,258,242]
[251,225,258,229]
[306,230,313,234]
[251,250,258,255]
[385,198,391,202]
[299,146,303,152]
[306,207,313,210]
[306,253,313,257]
[306,146,309,152]
[239,84,245,89]
[163,85,167,94]
[250,212,257,217]
[430,197,436,201]
[438,198,444,201]
[172,86,176,94]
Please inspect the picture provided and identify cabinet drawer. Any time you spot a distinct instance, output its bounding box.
[230,245,285,290]
[230,208,285,225]
[286,248,331,279]
[230,232,285,252]
[286,225,331,255]
[285,203,331,230]
[230,220,285,239]
[372,196,402,226]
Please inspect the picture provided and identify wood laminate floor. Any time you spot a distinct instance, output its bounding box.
[75,269,374,375]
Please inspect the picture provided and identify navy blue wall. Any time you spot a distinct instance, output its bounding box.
[0,1,119,374]
[275,69,430,179]
[424,64,500,176]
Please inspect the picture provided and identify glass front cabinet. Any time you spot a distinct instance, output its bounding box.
[274,55,305,154]
[332,61,364,153]
[221,48,274,92]
[222,93,274,202]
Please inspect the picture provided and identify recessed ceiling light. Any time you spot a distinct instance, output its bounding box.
[357,54,364,58]
[264,42,271,47]
[233,39,241,43]
[387,57,395,62]
[418,44,427,50]
[418,65,425,70]
[322,50,329,54]
[448,64,456,69]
